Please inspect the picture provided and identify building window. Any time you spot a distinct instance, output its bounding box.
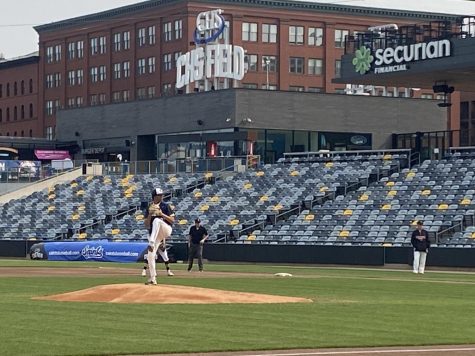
[148,26,156,44]
[76,97,83,107]
[6,83,10,97]
[219,20,230,40]
[245,54,258,72]
[77,41,84,58]
[21,105,24,119]
[137,59,146,75]
[335,29,349,48]
[90,67,98,83]
[54,45,61,62]
[289,26,304,45]
[45,101,54,116]
[67,98,75,108]
[123,31,130,50]
[77,69,84,85]
[243,83,258,89]
[113,33,121,51]
[148,86,156,98]
[21,80,25,95]
[262,24,277,43]
[54,99,61,113]
[174,52,182,67]
[46,126,54,140]
[68,42,76,59]
[308,58,323,75]
[6,107,9,121]
[175,20,183,39]
[162,83,172,96]
[29,103,33,118]
[68,71,76,86]
[112,91,121,103]
[29,79,33,93]
[0,84,2,98]
[46,46,54,63]
[289,57,304,74]
[289,86,304,92]
[123,61,130,77]
[0,109,2,122]
[148,57,156,73]
[163,22,172,42]
[46,74,54,89]
[99,36,107,54]
[308,27,323,46]
[163,54,172,71]
[123,90,130,102]
[54,73,61,87]
[13,106,17,120]
[335,59,341,78]
[99,66,107,81]
[242,22,258,42]
[137,87,146,100]
[138,28,146,46]
[29,129,32,137]
[14,82,18,96]
[90,38,98,55]
[421,94,434,99]
[90,94,98,106]
[113,63,121,79]
[308,87,323,93]
[99,93,106,105]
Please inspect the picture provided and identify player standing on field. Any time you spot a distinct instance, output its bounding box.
[143,188,175,285]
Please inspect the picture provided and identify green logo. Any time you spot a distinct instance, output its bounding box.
[352,46,374,75]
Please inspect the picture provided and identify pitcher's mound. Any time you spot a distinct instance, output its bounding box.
[34,284,312,304]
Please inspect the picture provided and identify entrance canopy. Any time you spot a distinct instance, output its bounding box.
[334,17,475,92]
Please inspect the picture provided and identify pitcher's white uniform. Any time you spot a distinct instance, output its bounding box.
[147,209,173,283]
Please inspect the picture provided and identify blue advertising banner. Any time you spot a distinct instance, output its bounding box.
[30,241,148,263]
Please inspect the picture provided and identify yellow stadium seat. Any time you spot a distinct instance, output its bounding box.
[421,189,431,196]
[77,206,85,211]
[339,230,349,238]
[406,172,416,178]
[111,229,120,235]
[47,206,56,212]
[320,186,329,192]
[381,204,391,210]
[70,182,78,188]
[385,181,394,187]
[28,237,37,241]
[461,199,471,205]
[438,204,449,210]
[48,194,56,200]
[205,172,213,179]
[387,190,397,197]
[411,220,418,226]
[179,219,188,225]
[244,183,253,189]
[383,154,392,160]
[200,205,209,212]
[125,193,133,198]
[210,196,219,202]
[48,187,55,193]
[305,214,315,221]
[135,214,144,221]
[86,175,93,182]
[169,176,177,183]
[325,162,334,168]
[76,190,85,196]
[383,243,393,247]
[260,195,269,202]
[255,171,265,177]
[247,235,256,241]
[230,219,240,226]
[343,209,353,216]
[79,233,87,239]
[471,233,475,239]
[194,191,203,198]
[71,214,80,220]
[290,171,299,176]
[273,204,283,211]
[359,194,369,201]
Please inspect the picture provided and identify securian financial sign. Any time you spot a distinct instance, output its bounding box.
[353,39,451,75]
[176,9,245,89]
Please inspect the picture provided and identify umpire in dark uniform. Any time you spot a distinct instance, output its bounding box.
[187,218,208,272]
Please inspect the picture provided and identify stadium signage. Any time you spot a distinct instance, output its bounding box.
[176,9,245,89]
[353,39,451,75]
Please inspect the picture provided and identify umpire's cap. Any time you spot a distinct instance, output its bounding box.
[195,218,201,223]
[152,188,164,198]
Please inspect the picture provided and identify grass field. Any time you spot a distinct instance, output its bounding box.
[1,260,475,356]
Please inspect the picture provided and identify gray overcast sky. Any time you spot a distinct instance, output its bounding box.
[1,0,474,59]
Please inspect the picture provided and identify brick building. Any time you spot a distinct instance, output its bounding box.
[31,0,461,141]
[0,53,40,138]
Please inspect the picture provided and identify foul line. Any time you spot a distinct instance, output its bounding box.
[243,347,475,356]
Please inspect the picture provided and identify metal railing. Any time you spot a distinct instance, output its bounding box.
[283,148,411,161]
[435,221,463,245]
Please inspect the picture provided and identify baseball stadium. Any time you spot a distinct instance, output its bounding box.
[1,0,475,356]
